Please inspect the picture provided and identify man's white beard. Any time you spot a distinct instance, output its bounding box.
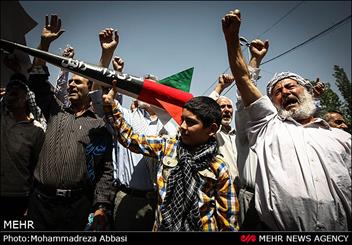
[221,117,232,127]
[277,89,316,121]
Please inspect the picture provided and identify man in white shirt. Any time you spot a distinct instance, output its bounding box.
[222,9,351,231]
[209,75,240,194]
[209,38,269,230]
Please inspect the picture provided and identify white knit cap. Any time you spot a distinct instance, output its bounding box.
[267,71,312,97]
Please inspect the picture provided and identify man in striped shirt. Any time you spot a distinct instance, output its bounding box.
[25,14,114,231]
[103,83,239,231]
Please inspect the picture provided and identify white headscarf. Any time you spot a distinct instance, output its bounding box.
[267,71,313,98]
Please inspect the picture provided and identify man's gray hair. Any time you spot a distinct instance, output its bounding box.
[217,95,233,107]
[267,71,313,98]
[144,74,159,81]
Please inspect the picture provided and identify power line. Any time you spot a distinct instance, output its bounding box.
[257,1,304,38]
[261,15,351,65]
[201,44,251,95]
[223,14,351,96]
[204,2,303,95]
[201,67,230,96]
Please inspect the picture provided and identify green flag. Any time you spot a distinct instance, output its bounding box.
[158,67,194,92]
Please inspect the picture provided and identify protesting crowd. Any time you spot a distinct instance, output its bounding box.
[0,8,351,232]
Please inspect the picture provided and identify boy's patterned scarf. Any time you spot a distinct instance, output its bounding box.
[160,138,218,231]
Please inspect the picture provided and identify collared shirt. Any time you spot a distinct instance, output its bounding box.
[108,106,239,231]
[28,65,113,206]
[235,98,258,189]
[209,66,261,190]
[1,107,45,196]
[54,69,70,108]
[113,104,177,191]
[235,66,260,190]
[215,126,239,182]
[209,91,239,183]
[247,96,351,231]
[89,90,178,191]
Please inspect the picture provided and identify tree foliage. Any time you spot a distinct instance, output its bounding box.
[313,65,351,133]
[318,83,342,112]
[332,65,351,122]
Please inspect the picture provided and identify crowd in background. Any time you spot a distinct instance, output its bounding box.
[0,9,350,232]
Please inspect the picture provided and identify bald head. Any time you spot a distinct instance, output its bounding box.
[323,111,348,131]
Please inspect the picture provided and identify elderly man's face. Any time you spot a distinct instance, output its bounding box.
[217,97,233,126]
[271,78,316,121]
[271,79,305,111]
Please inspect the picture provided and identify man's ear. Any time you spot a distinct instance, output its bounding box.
[208,123,219,137]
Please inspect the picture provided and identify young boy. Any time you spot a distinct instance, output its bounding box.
[103,81,239,231]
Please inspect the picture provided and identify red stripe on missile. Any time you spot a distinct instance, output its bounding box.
[156,99,184,125]
[137,79,193,125]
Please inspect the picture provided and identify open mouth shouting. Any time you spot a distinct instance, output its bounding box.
[222,112,232,120]
[282,95,300,110]
[68,89,78,97]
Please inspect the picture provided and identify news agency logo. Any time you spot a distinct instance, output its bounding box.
[3,220,34,230]
[241,234,257,243]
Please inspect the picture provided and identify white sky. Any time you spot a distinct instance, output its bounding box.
[20,1,351,108]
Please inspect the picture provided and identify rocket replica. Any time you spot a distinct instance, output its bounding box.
[0,39,193,125]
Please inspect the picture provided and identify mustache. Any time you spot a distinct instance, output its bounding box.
[68,89,78,94]
[281,94,299,108]
[277,89,316,120]
[222,113,232,118]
